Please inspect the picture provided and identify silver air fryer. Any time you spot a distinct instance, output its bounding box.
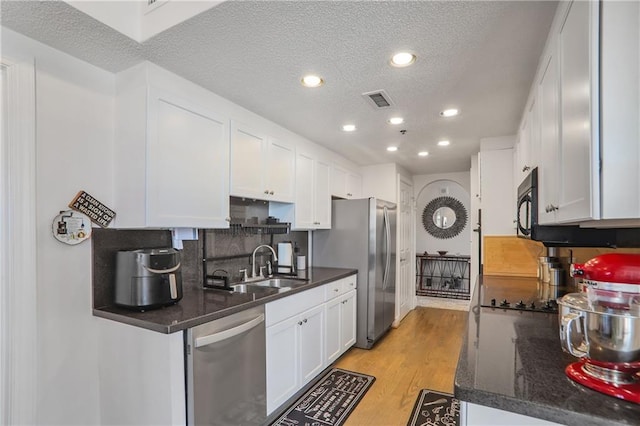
[115,248,183,310]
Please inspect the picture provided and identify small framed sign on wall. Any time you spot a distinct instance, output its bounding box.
[68,190,116,228]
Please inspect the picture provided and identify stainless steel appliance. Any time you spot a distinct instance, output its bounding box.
[559,253,640,403]
[186,306,266,425]
[114,248,182,310]
[313,198,396,349]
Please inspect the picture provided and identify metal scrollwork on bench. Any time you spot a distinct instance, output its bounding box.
[422,196,467,239]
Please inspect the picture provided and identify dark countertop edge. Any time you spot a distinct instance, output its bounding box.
[453,382,618,426]
[453,275,634,426]
[93,267,358,334]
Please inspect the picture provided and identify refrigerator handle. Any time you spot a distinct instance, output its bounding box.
[383,206,391,289]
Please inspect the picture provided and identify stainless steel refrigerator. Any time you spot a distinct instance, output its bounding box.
[313,198,396,349]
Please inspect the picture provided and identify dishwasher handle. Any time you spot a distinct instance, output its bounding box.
[194,314,264,348]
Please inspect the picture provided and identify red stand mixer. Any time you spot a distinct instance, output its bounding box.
[558,253,640,403]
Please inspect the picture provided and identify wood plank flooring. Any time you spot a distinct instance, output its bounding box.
[334,307,467,425]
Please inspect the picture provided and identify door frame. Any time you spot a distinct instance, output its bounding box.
[1,56,37,426]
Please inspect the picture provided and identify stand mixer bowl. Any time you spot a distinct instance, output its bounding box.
[559,293,640,363]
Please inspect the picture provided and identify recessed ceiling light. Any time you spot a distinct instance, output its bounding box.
[301,74,324,88]
[418,151,429,157]
[438,140,450,146]
[440,108,459,117]
[390,52,416,67]
[387,146,398,152]
[342,124,356,132]
[388,117,404,125]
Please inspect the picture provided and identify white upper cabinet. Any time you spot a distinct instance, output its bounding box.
[600,1,640,219]
[346,172,362,199]
[114,75,230,228]
[515,97,540,186]
[557,0,598,222]
[314,160,331,227]
[330,165,362,199]
[538,46,561,225]
[291,149,331,229]
[524,0,640,224]
[230,121,295,203]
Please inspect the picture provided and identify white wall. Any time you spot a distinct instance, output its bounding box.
[361,163,411,203]
[413,172,471,256]
[3,28,114,425]
[479,136,515,236]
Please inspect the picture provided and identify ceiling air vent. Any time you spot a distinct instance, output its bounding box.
[145,0,168,14]
[362,90,395,109]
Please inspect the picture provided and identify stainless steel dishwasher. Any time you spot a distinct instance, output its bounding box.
[186,306,266,425]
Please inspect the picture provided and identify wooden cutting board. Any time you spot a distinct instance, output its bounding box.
[483,236,544,277]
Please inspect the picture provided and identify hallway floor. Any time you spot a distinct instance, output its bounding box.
[333,307,468,425]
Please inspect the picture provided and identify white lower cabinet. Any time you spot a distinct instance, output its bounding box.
[265,274,357,415]
[460,402,561,426]
[325,275,356,364]
[265,305,324,414]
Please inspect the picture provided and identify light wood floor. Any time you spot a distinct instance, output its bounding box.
[334,307,468,425]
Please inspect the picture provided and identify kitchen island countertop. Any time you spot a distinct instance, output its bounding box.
[94,267,356,334]
[455,275,640,426]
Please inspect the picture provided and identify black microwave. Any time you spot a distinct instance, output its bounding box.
[516,168,537,238]
[515,168,619,247]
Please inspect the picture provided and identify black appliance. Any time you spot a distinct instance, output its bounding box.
[515,168,624,247]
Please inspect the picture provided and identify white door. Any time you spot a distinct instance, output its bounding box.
[314,159,331,228]
[265,316,299,414]
[341,290,357,351]
[230,121,266,199]
[147,90,230,228]
[266,137,295,203]
[325,298,342,364]
[397,178,414,323]
[298,305,325,385]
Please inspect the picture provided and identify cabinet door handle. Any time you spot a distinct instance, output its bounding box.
[298,321,303,326]
[522,165,531,172]
[347,193,352,197]
[550,204,559,212]
[269,190,274,195]
[225,217,231,222]
[264,190,270,194]
[303,318,308,323]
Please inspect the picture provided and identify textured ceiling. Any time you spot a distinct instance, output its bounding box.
[1,0,558,175]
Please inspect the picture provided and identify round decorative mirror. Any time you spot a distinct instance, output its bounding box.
[422,196,468,239]
[433,206,456,229]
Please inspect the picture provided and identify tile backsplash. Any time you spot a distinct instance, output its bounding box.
[92,228,308,308]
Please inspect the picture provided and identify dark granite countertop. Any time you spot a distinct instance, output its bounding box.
[455,275,640,426]
[94,267,356,334]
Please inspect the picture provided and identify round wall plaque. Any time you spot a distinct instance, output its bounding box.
[52,210,92,245]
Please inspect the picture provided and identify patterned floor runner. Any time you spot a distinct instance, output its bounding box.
[407,389,460,426]
[271,368,375,426]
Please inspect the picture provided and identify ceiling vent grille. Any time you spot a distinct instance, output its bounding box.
[362,90,395,109]
[145,0,168,14]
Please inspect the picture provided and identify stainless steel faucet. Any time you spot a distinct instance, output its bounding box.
[251,244,278,279]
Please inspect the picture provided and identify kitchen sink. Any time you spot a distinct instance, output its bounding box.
[229,284,278,295]
[228,277,308,294]
[249,278,307,289]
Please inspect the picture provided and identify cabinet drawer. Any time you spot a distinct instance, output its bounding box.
[341,274,357,293]
[265,286,324,327]
[324,279,343,301]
